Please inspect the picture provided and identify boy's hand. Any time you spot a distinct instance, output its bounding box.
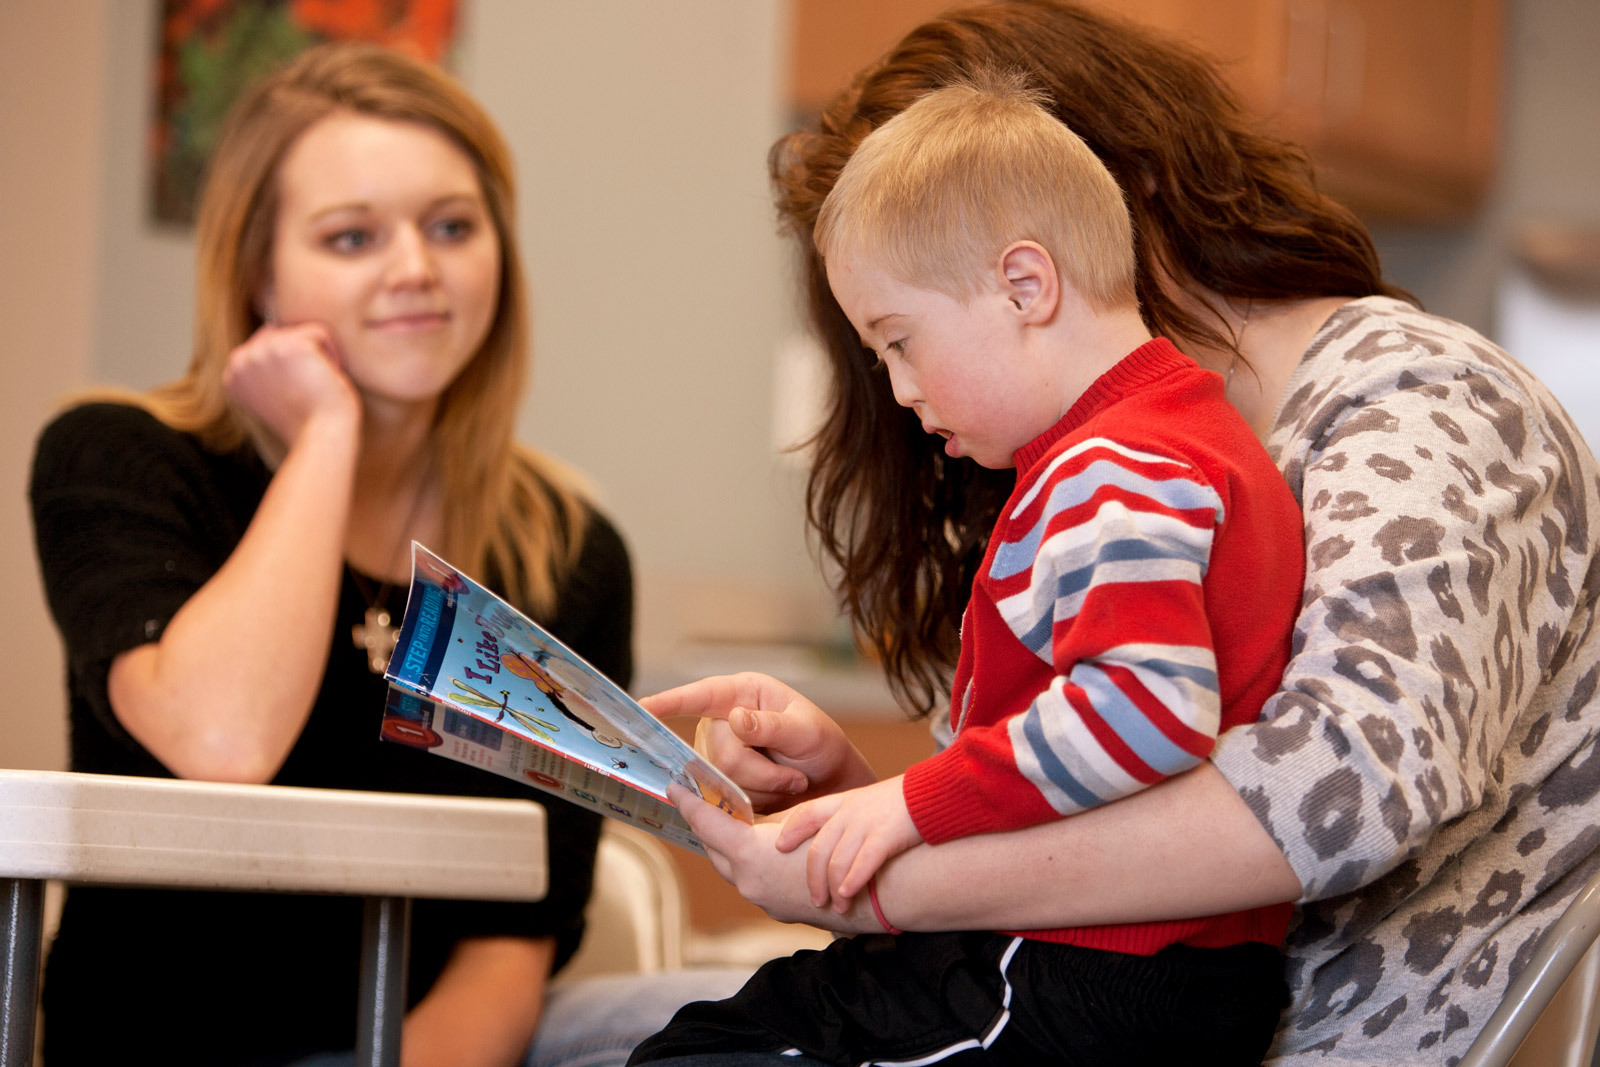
[667,784,871,932]
[776,775,922,912]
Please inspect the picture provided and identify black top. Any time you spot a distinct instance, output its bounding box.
[29,402,629,1066]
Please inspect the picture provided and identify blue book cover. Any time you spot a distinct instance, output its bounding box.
[381,543,752,853]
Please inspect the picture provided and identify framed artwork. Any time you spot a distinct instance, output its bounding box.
[151,0,461,225]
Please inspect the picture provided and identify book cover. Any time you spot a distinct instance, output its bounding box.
[380,543,752,853]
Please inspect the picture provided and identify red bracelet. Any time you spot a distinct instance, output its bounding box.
[867,877,903,935]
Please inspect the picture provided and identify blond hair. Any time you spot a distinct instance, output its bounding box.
[814,70,1135,309]
[119,43,586,616]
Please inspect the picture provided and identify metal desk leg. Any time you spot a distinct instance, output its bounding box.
[0,879,44,1067]
[357,895,411,1067]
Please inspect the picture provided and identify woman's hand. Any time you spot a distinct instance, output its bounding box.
[641,672,878,812]
[670,784,877,932]
[222,322,360,449]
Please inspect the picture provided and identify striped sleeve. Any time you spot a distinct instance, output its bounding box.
[911,438,1226,842]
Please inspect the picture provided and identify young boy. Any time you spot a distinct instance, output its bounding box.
[632,74,1304,1066]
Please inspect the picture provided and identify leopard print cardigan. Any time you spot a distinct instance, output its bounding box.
[1212,296,1600,1064]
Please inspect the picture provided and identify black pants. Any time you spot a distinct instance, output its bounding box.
[629,931,1288,1067]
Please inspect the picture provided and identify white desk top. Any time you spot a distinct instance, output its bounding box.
[0,769,546,901]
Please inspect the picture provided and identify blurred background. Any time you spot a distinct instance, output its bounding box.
[4,0,1599,933]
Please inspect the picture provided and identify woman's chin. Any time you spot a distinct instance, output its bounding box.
[346,361,473,413]
[353,381,451,422]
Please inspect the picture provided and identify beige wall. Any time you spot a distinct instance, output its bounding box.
[455,2,831,661]
[0,2,107,770]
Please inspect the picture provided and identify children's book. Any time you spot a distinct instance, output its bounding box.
[380,543,752,854]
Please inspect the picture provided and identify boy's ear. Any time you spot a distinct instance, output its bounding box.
[997,242,1059,325]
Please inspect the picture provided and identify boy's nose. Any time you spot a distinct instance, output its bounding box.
[885,363,919,408]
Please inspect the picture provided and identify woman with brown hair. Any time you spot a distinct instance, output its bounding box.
[29,43,633,1067]
[640,2,1600,1064]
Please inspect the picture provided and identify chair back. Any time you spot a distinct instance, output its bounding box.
[1503,938,1600,1067]
[1461,866,1600,1067]
[559,823,688,981]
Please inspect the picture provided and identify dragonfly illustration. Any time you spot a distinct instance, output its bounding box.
[449,678,560,742]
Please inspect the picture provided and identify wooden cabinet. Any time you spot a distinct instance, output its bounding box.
[789,0,1503,221]
[789,0,959,114]
[1092,0,1503,219]
[1317,0,1501,220]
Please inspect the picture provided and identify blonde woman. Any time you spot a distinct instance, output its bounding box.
[30,44,634,1067]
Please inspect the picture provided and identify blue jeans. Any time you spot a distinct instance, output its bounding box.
[285,967,757,1067]
[528,968,755,1067]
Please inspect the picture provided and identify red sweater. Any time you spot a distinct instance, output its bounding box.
[901,338,1303,955]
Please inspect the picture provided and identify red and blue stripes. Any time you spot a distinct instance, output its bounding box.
[965,437,1224,815]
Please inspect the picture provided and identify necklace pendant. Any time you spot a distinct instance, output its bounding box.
[353,605,401,675]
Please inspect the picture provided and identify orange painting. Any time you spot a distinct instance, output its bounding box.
[152,0,461,225]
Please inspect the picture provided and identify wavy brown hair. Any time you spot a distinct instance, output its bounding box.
[127,43,586,616]
[771,0,1413,716]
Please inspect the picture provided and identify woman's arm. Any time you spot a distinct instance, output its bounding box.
[876,762,1302,928]
[107,323,362,782]
[402,935,555,1067]
[674,761,1302,932]
[659,673,1301,929]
